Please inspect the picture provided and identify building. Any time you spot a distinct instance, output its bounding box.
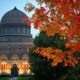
[0,7,33,75]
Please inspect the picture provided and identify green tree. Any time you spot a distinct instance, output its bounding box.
[28,32,80,80]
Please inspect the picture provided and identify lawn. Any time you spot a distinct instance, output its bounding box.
[0,77,29,80]
[17,77,29,80]
[0,77,10,80]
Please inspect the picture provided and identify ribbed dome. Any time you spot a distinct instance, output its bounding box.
[1,7,29,24]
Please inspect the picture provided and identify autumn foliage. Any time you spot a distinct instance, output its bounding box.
[25,0,80,67]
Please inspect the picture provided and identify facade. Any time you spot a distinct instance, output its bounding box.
[0,7,33,75]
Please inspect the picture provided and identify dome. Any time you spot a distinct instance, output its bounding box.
[1,7,29,24]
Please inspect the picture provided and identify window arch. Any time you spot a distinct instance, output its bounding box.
[10,54,19,61]
[22,54,29,61]
[0,54,8,61]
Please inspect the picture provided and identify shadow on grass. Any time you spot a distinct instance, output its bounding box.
[0,77,10,80]
[17,77,29,80]
[0,77,30,80]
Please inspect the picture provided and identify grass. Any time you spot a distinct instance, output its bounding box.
[0,77,10,80]
[17,77,29,80]
[0,77,29,80]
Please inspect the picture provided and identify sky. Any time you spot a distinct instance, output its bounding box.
[0,0,39,38]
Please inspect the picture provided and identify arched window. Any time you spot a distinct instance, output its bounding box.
[10,54,19,61]
[0,54,8,61]
[22,54,29,61]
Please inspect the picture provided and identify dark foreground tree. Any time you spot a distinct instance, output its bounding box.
[11,64,19,77]
[29,32,80,80]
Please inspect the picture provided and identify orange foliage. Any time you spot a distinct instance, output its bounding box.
[34,47,79,67]
[25,0,80,67]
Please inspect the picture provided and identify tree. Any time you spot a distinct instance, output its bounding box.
[29,32,67,80]
[29,32,54,80]
[11,64,19,77]
[25,0,80,67]
[28,32,80,80]
[29,50,54,80]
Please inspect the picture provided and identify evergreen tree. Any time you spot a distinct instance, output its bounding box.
[29,32,80,80]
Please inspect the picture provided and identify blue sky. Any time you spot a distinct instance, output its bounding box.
[0,0,39,38]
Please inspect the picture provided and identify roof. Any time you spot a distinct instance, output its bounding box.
[1,7,29,25]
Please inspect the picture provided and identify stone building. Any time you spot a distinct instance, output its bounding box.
[0,7,33,75]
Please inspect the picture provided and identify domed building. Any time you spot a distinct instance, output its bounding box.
[0,7,33,75]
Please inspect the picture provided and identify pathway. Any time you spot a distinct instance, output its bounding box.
[10,77,17,80]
